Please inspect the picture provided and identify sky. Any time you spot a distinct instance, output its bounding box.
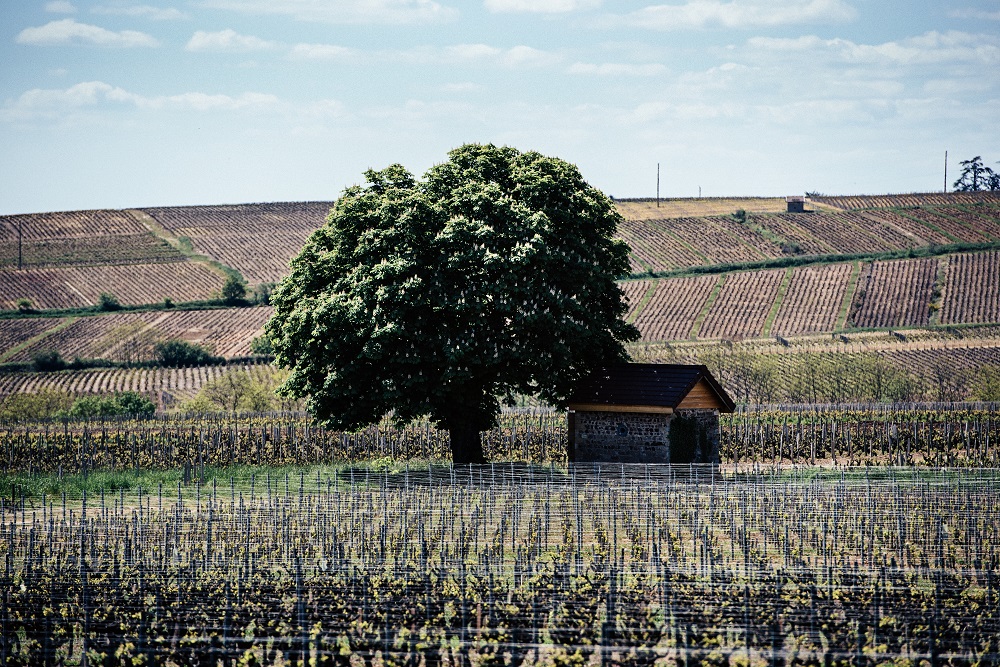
[0,0,998,215]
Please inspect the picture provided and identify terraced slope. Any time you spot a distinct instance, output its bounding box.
[0,307,270,363]
[141,202,331,284]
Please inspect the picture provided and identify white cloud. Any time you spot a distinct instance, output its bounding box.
[185,29,277,52]
[395,43,560,67]
[92,5,188,20]
[289,43,355,60]
[747,31,1000,65]
[484,0,600,13]
[16,19,159,47]
[45,1,76,13]
[440,82,484,92]
[568,61,667,76]
[948,8,1000,21]
[1,80,283,122]
[601,0,856,30]
[199,0,457,24]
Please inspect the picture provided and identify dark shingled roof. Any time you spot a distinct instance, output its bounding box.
[568,363,735,413]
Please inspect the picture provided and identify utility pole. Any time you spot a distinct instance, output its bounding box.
[656,163,660,208]
[943,150,948,193]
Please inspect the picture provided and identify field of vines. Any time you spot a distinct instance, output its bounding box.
[770,263,853,336]
[899,209,992,244]
[141,202,332,285]
[6,405,1000,473]
[698,270,785,340]
[632,275,717,341]
[3,459,1000,663]
[940,251,1000,325]
[0,363,273,405]
[812,192,1000,210]
[0,262,226,311]
[849,258,937,328]
[2,306,271,363]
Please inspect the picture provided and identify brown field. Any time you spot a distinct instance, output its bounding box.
[771,263,854,336]
[619,280,652,322]
[849,258,937,328]
[633,275,718,340]
[939,251,1000,325]
[698,269,785,340]
[0,262,225,310]
[899,208,992,244]
[752,214,836,256]
[3,306,272,363]
[0,362,270,405]
[787,212,898,254]
[141,202,331,284]
[615,197,792,219]
[0,234,183,269]
[812,192,1000,210]
[615,218,704,272]
[0,317,65,361]
[665,217,768,264]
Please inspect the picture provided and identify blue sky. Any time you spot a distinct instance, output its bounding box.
[1,0,998,214]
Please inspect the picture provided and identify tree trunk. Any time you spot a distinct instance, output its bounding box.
[448,420,486,464]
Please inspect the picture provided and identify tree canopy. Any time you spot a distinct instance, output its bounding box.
[266,144,638,462]
[953,155,1000,192]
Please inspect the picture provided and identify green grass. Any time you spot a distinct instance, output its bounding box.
[835,261,863,331]
[0,316,76,362]
[628,240,1000,280]
[761,267,794,337]
[689,274,725,339]
[626,281,658,324]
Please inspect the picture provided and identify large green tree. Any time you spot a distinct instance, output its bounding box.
[266,144,638,463]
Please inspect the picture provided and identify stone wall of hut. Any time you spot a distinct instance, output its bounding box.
[570,409,720,464]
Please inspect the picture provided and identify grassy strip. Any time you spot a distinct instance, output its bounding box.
[761,267,794,337]
[894,208,961,243]
[928,256,949,325]
[627,281,658,325]
[0,316,76,363]
[654,222,710,264]
[928,206,1000,241]
[629,240,1000,280]
[0,298,261,321]
[689,274,726,339]
[835,261,863,331]
[710,217,771,260]
[127,209,245,282]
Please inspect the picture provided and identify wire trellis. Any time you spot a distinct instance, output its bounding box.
[3,465,999,665]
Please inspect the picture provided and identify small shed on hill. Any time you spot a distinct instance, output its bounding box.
[567,364,735,464]
[786,196,806,213]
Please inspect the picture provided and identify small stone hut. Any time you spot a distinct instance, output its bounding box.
[567,364,735,464]
[786,196,806,213]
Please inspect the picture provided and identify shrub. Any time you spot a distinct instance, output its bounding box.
[67,391,155,419]
[250,335,274,356]
[731,209,748,224]
[98,292,123,311]
[153,340,221,367]
[16,298,33,313]
[163,297,175,308]
[32,349,67,372]
[221,274,248,305]
[0,389,74,421]
[253,282,276,305]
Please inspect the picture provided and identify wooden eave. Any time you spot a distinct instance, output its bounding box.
[567,403,674,414]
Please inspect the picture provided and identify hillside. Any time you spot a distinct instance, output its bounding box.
[2,191,1000,404]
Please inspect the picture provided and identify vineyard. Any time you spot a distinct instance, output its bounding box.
[811,191,1000,210]
[770,263,853,335]
[1,306,271,364]
[140,202,332,285]
[0,363,273,406]
[848,258,937,328]
[0,262,226,310]
[632,275,718,340]
[698,269,786,340]
[2,452,1000,662]
[940,251,1000,324]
